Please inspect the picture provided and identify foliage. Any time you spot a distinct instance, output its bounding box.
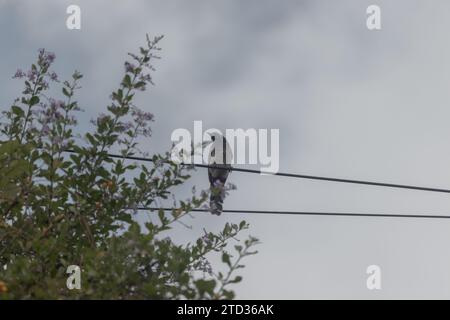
[0,35,258,299]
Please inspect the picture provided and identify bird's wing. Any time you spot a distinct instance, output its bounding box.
[208,165,230,184]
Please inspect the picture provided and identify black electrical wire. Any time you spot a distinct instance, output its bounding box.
[140,207,450,220]
[58,150,450,219]
[64,150,450,195]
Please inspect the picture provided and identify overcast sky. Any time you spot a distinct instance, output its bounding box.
[3,0,450,299]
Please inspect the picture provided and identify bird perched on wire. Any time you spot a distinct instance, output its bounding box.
[203,133,232,215]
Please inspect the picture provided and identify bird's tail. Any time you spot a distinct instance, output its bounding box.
[210,181,224,215]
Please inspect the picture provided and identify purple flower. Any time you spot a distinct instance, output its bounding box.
[123,121,134,130]
[49,72,58,81]
[41,125,50,135]
[54,111,63,120]
[13,69,26,79]
[41,80,49,90]
[27,70,37,82]
[124,61,135,73]
[195,256,213,275]
[139,73,153,84]
[117,121,134,133]
[201,234,210,243]
[49,99,64,110]
[38,48,56,67]
[47,52,56,63]
[132,108,154,124]
[91,113,110,126]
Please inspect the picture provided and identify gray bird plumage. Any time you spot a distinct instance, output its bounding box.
[206,134,232,215]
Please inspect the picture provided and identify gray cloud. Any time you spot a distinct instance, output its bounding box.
[2,0,450,299]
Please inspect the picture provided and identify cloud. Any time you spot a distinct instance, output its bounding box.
[3,0,450,298]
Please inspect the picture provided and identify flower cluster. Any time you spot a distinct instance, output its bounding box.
[13,69,25,79]
[38,48,56,68]
[33,99,76,147]
[131,107,154,137]
[124,61,136,73]
[12,49,59,94]
[9,48,83,148]
[116,121,134,133]
[0,36,252,300]
[196,256,213,275]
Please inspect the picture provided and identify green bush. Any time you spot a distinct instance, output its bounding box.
[0,35,258,299]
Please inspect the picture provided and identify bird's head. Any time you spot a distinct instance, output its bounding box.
[201,132,219,148]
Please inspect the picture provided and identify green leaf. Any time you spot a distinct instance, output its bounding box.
[122,75,132,88]
[222,252,231,267]
[228,276,242,284]
[11,106,24,117]
[62,87,71,97]
[134,81,146,89]
[195,279,216,295]
[29,96,39,106]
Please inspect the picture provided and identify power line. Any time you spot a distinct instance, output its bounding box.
[141,207,450,220]
[61,150,450,219]
[64,150,450,195]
